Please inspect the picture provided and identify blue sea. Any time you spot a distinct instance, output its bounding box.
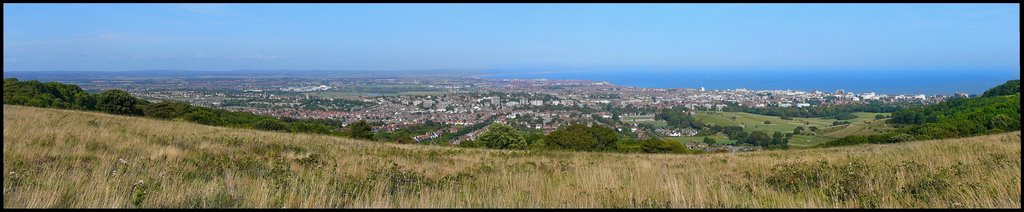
[481,69,1020,96]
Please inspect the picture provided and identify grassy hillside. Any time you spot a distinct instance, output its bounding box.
[691,111,889,147]
[3,105,1020,208]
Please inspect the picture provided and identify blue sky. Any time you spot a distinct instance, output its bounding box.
[3,3,1020,72]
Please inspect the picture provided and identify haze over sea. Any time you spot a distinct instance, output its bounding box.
[483,69,1021,96]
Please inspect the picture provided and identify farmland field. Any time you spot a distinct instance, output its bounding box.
[621,115,668,128]
[693,111,891,147]
[667,134,736,145]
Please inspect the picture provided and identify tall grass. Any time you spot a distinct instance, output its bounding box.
[3,105,1020,208]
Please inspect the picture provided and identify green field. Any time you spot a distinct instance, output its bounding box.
[694,111,831,132]
[667,133,736,145]
[786,134,833,147]
[693,111,891,147]
[621,115,668,128]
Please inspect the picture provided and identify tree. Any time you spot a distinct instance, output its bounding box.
[793,126,805,135]
[808,126,818,132]
[141,101,193,119]
[347,120,374,140]
[290,122,331,134]
[638,138,691,154]
[640,138,674,153]
[96,89,144,116]
[746,131,771,147]
[703,137,716,145]
[772,132,784,145]
[656,106,705,129]
[182,110,223,126]
[478,123,527,149]
[546,124,618,151]
[254,119,289,132]
[875,114,886,120]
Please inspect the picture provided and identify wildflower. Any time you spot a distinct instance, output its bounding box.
[119,158,128,164]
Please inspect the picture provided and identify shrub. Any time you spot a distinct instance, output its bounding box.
[96,89,146,116]
[254,119,290,132]
[347,120,374,140]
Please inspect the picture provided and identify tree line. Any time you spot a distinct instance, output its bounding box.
[460,123,700,154]
[3,78,368,138]
[704,125,791,149]
[655,106,705,129]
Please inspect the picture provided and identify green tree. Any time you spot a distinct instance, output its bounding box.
[254,119,289,132]
[656,106,705,129]
[545,124,618,151]
[746,131,771,147]
[772,132,784,145]
[141,101,194,119]
[478,123,527,149]
[640,138,674,153]
[703,136,716,145]
[793,126,805,135]
[182,110,223,126]
[347,120,374,140]
[96,89,145,116]
[290,122,332,134]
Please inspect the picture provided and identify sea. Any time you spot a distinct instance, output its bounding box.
[481,69,1020,96]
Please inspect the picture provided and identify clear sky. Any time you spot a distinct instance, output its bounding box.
[3,3,1020,72]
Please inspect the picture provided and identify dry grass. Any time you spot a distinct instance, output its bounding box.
[3,105,1020,208]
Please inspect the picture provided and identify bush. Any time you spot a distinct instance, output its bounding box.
[477,123,527,150]
[255,119,290,132]
[96,89,146,116]
[183,110,223,126]
[347,120,374,140]
[703,137,716,145]
[141,101,194,119]
[545,124,618,151]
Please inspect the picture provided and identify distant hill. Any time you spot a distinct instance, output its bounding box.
[981,79,1020,97]
[3,105,1019,208]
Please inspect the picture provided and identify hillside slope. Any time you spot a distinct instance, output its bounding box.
[3,105,1020,208]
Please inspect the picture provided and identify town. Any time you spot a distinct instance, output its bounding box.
[62,76,955,151]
